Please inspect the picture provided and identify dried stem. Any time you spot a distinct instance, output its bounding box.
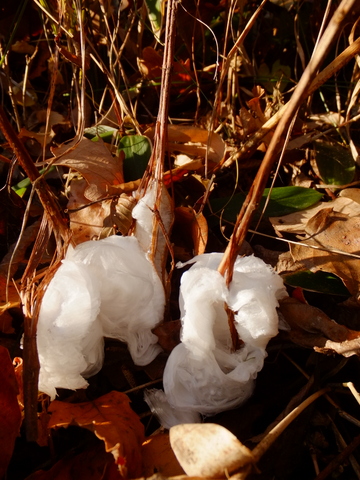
[218,0,358,283]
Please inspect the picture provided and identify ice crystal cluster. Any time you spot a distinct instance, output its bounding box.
[37,235,165,399]
[145,253,287,427]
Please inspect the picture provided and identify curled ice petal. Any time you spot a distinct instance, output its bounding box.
[146,254,287,427]
[37,259,103,399]
[37,235,165,399]
[70,236,165,366]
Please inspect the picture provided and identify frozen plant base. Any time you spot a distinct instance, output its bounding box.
[145,253,287,428]
[37,236,165,399]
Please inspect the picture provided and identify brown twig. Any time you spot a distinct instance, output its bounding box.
[0,105,72,440]
[315,434,360,480]
[217,0,358,283]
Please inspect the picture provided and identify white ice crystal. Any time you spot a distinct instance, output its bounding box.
[132,183,174,278]
[145,253,287,427]
[37,235,165,399]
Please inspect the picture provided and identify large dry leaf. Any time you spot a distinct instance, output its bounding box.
[51,137,124,201]
[169,423,254,478]
[145,125,226,165]
[290,208,360,299]
[48,391,144,478]
[279,297,360,357]
[0,346,22,478]
[270,188,360,234]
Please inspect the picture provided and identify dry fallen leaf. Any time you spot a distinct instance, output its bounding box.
[142,432,185,477]
[145,125,226,166]
[51,137,124,201]
[0,346,22,479]
[279,297,360,357]
[138,47,193,95]
[169,423,254,478]
[174,207,208,258]
[67,178,112,244]
[290,208,360,299]
[48,391,144,478]
[270,188,360,235]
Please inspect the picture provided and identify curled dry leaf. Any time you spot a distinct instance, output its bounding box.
[169,423,254,478]
[67,180,136,244]
[174,206,208,259]
[289,208,360,299]
[0,346,22,479]
[67,179,112,244]
[48,391,144,478]
[279,297,360,357]
[145,125,226,165]
[51,137,124,201]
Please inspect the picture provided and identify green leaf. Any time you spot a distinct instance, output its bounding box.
[208,186,323,224]
[84,125,118,143]
[284,270,350,296]
[118,135,152,181]
[12,166,55,197]
[313,140,355,186]
[144,0,163,39]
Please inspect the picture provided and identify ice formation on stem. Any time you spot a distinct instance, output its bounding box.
[145,253,287,428]
[37,236,165,399]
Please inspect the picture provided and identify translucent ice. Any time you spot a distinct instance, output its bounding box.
[145,254,287,427]
[37,236,165,399]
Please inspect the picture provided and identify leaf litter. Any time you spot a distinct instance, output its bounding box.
[1,0,360,479]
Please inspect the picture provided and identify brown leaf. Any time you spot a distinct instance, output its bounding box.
[270,188,360,235]
[51,137,124,201]
[174,207,208,258]
[290,208,360,299]
[48,391,144,478]
[153,320,181,353]
[139,47,193,94]
[279,297,360,357]
[67,179,112,244]
[169,423,255,478]
[145,125,226,165]
[142,432,185,476]
[0,346,22,479]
